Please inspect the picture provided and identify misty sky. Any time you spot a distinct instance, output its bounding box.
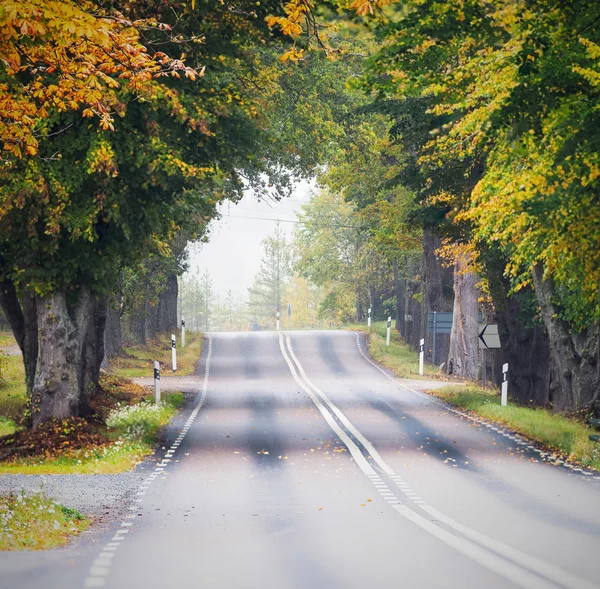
[185,179,315,299]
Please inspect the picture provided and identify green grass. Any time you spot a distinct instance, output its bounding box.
[109,332,202,378]
[344,321,441,379]
[0,492,89,550]
[0,392,184,475]
[0,352,27,436]
[433,385,600,470]
[0,331,16,348]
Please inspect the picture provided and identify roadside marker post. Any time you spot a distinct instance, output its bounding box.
[501,363,508,406]
[181,317,185,348]
[171,334,177,372]
[386,316,392,347]
[276,311,280,331]
[419,338,425,376]
[154,361,161,403]
[368,307,372,328]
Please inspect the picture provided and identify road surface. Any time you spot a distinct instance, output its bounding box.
[2,330,599,589]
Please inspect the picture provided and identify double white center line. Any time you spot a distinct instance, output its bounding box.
[278,331,595,589]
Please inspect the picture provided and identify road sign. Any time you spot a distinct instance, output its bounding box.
[478,324,501,349]
[428,312,484,334]
[427,312,452,334]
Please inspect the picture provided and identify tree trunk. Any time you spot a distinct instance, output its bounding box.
[420,232,453,363]
[81,295,108,412]
[486,264,553,407]
[157,274,178,332]
[532,264,600,413]
[446,254,479,379]
[104,295,123,360]
[145,300,159,341]
[130,308,147,345]
[0,280,38,395]
[31,288,92,426]
[394,258,406,337]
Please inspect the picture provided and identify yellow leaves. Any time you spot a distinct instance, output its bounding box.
[350,0,392,17]
[0,0,202,160]
[281,48,304,62]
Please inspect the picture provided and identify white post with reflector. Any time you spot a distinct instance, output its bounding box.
[419,338,425,376]
[276,311,280,331]
[501,363,509,406]
[171,334,177,372]
[386,316,392,347]
[181,317,185,348]
[154,361,161,403]
[367,307,372,328]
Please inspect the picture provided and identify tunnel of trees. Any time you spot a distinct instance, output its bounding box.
[0,0,598,426]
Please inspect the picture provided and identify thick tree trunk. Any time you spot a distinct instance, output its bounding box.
[157,274,178,332]
[532,264,600,413]
[486,265,553,406]
[145,300,159,341]
[31,288,92,426]
[420,232,453,364]
[130,308,147,345]
[394,258,406,337]
[104,295,123,360]
[81,295,108,412]
[446,254,479,379]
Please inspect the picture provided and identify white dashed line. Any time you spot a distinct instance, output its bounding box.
[82,336,213,589]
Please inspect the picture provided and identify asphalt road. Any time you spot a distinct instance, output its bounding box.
[2,330,600,589]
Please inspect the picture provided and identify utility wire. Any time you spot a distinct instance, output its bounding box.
[219,213,363,230]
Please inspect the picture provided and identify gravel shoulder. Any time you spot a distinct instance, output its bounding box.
[0,376,203,528]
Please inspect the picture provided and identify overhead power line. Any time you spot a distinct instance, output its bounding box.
[219,213,362,230]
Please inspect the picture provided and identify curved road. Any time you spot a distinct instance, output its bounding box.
[2,330,600,589]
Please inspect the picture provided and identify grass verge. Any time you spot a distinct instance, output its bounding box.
[109,331,202,378]
[344,321,442,380]
[0,352,27,437]
[0,331,16,348]
[0,376,184,474]
[432,385,600,471]
[0,492,89,550]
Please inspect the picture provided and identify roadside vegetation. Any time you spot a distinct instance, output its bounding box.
[345,321,441,380]
[0,492,89,550]
[431,386,600,471]
[108,332,202,378]
[345,323,600,471]
[0,373,184,475]
[0,333,27,438]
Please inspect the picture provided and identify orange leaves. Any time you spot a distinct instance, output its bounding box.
[350,0,392,17]
[281,48,305,62]
[0,0,202,160]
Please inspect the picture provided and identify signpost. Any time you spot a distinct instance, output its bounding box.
[427,311,453,365]
[386,316,392,347]
[478,324,501,389]
[171,334,177,372]
[419,338,424,376]
[367,307,372,328]
[181,317,186,348]
[154,361,161,403]
[501,363,509,406]
[478,324,501,349]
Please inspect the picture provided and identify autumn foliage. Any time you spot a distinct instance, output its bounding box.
[0,0,199,159]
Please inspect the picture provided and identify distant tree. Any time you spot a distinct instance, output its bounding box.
[248,223,294,324]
